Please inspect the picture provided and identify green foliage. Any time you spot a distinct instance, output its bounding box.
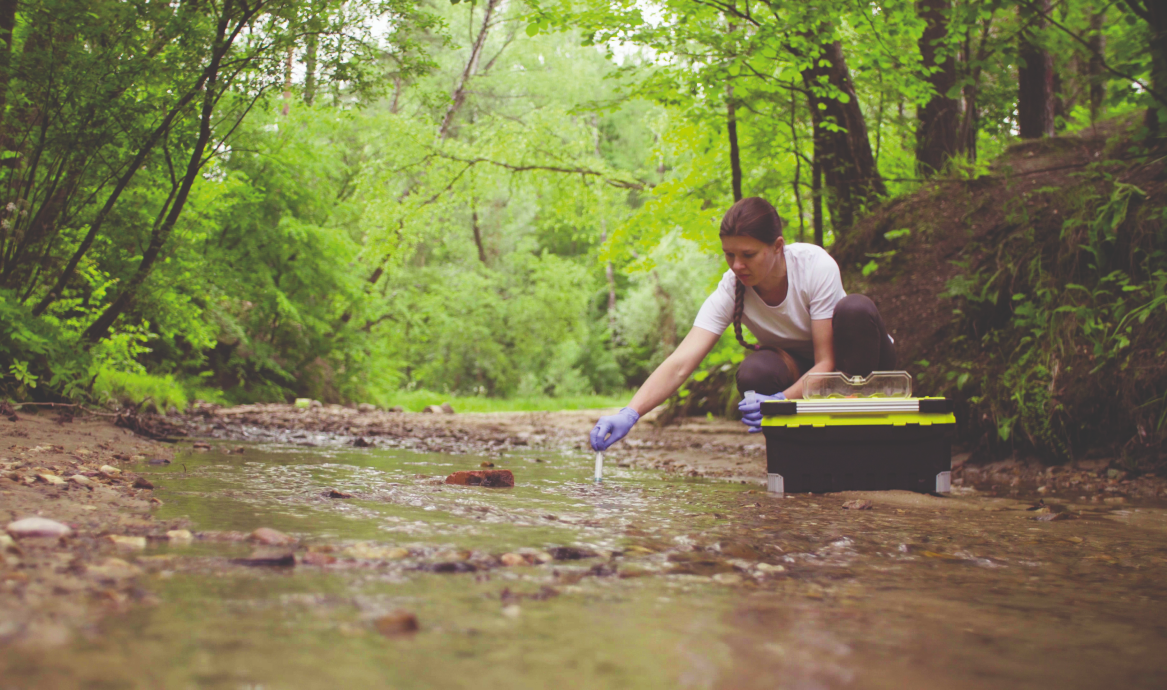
[937,167,1166,463]
[92,368,189,414]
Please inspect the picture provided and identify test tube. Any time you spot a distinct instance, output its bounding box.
[594,451,603,482]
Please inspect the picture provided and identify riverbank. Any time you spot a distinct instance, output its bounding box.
[4,404,1166,658]
[174,402,1167,500]
[0,412,182,648]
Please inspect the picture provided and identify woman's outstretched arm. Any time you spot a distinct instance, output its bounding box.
[626,327,722,415]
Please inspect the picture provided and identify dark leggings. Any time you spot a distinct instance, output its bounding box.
[735,294,896,395]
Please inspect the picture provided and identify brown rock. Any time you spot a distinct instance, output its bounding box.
[352,438,375,448]
[499,552,528,567]
[230,549,295,567]
[250,527,295,546]
[301,551,337,566]
[326,488,353,499]
[444,470,515,488]
[440,402,455,414]
[375,610,419,637]
[133,477,155,489]
[842,500,874,510]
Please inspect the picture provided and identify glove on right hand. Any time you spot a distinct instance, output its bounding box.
[590,407,640,451]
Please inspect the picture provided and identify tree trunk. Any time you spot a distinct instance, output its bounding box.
[1018,0,1055,139]
[727,84,742,202]
[303,23,319,105]
[32,85,204,316]
[0,0,16,147]
[812,138,824,247]
[438,0,502,140]
[916,0,959,174]
[82,3,244,343]
[1136,0,1167,135]
[471,206,486,264]
[801,40,885,232]
[1087,8,1106,123]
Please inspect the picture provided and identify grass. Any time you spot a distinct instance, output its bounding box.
[376,389,633,413]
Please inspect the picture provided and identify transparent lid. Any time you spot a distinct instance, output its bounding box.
[804,371,913,399]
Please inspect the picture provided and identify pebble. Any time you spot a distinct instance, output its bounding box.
[166,529,193,543]
[69,474,91,486]
[502,604,522,619]
[326,488,353,499]
[230,549,296,567]
[343,543,409,560]
[755,563,786,574]
[99,465,121,477]
[133,477,155,489]
[444,469,515,488]
[842,500,874,510]
[0,534,18,552]
[6,517,73,539]
[713,572,744,585]
[36,473,66,485]
[106,535,147,550]
[251,527,295,546]
[85,557,142,580]
[500,553,528,567]
[375,610,419,637]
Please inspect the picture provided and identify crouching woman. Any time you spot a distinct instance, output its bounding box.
[590,196,895,451]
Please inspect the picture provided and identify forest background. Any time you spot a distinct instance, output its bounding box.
[0,0,1164,464]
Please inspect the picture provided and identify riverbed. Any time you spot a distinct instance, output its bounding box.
[4,437,1166,689]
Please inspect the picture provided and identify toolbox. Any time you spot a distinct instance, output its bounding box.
[760,372,956,495]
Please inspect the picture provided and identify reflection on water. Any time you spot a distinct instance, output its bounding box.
[3,444,1166,689]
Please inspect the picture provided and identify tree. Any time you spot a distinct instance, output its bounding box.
[916,0,960,173]
[1018,0,1055,138]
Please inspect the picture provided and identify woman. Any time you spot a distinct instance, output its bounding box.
[590,196,895,451]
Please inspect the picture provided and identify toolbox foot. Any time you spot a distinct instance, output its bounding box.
[766,473,785,494]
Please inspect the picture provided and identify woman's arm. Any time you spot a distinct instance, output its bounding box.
[626,327,722,415]
[782,318,835,400]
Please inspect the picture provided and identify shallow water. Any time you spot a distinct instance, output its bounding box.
[3,444,1167,689]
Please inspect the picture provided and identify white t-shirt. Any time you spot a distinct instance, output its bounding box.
[692,243,846,359]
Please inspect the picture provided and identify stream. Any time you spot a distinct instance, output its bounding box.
[3,442,1166,689]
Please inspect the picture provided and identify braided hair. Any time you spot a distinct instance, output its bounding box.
[722,197,801,380]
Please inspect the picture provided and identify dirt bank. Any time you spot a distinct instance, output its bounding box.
[0,411,184,648]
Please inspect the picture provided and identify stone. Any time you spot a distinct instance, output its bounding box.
[6,517,72,539]
[326,488,353,498]
[250,527,295,546]
[166,529,193,543]
[502,604,522,619]
[36,473,66,485]
[389,406,404,413]
[133,477,155,489]
[440,402,455,414]
[712,572,744,585]
[500,553,528,567]
[755,563,786,574]
[301,551,336,566]
[374,610,419,637]
[85,557,142,580]
[106,535,147,550]
[191,442,211,450]
[69,474,91,486]
[358,403,377,413]
[444,469,515,488]
[842,499,874,510]
[99,465,121,477]
[343,543,409,560]
[546,546,596,561]
[0,534,19,553]
[352,438,375,448]
[422,405,443,414]
[230,549,295,567]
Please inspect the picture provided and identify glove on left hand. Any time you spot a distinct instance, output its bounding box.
[738,392,785,433]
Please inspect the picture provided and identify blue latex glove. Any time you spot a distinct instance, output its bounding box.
[590,407,640,451]
[738,392,786,433]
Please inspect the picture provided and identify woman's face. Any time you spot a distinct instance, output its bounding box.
[721,234,783,287]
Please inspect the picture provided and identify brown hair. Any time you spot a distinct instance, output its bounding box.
[720,197,801,379]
